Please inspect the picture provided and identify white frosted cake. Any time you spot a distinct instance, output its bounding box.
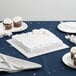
[11,28,65,53]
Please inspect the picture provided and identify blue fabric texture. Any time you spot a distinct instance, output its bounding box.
[0,21,76,76]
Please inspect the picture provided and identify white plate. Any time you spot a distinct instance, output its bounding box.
[62,52,76,69]
[57,22,76,33]
[0,22,28,32]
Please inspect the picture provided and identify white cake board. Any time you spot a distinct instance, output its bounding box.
[7,39,69,58]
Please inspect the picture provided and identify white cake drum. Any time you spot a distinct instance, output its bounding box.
[62,52,76,69]
[57,22,76,33]
[0,22,28,32]
[7,28,69,58]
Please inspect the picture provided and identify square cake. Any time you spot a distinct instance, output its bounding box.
[11,28,64,53]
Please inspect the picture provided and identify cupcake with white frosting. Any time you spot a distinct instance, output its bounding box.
[70,47,76,59]
[13,16,22,27]
[3,18,13,30]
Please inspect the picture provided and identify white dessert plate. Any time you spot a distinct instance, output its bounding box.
[62,52,76,69]
[0,22,28,32]
[57,22,76,33]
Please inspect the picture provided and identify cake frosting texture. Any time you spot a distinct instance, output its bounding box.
[13,16,22,22]
[3,18,13,24]
[11,28,64,52]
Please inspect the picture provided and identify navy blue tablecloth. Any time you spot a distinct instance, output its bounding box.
[0,21,76,76]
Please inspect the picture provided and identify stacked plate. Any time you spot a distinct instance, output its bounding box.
[57,22,76,33]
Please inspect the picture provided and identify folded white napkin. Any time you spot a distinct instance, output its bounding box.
[0,53,42,73]
[7,28,69,58]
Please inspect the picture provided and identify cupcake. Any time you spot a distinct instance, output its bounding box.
[73,54,76,66]
[70,47,76,59]
[13,16,22,27]
[3,18,13,30]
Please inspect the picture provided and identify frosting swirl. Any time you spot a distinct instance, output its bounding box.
[3,18,13,24]
[13,16,22,22]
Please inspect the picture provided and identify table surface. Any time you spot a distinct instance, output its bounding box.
[0,21,76,76]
